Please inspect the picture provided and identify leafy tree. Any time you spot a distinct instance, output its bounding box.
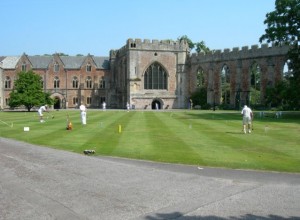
[190,87,208,108]
[178,35,195,51]
[178,35,210,54]
[9,70,54,111]
[259,0,300,109]
[195,41,210,54]
[265,81,289,108]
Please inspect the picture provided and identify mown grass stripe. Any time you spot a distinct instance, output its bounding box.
[1,110,299,172]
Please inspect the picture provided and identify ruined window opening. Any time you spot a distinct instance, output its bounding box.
[196,68,205,88]
[250,63,261,105]
[221,65,230,105]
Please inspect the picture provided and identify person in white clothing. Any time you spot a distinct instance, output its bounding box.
[38,105,48,122]
[126,102,130,112]
[79,103,87,125]
[102,101,106,111]
[241,105,253,134]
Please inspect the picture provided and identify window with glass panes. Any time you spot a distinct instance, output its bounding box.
[144,62,167,90]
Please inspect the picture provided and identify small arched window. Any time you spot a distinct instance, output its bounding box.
[99,77,105,89]
[86,76,92,88]
[5,76,11,88]
[86,63,92,72]
[72,76,79,88]
[54,62,59,72]
[54,76,60,88]
[22,62,27,72]
[144,62,167,90]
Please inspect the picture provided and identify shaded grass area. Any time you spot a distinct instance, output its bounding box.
[1,110,300,173]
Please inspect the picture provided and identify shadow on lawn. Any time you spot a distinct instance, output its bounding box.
[144,212,300,220]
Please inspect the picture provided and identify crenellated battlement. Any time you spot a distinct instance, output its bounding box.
[191,43,290,63]
[126,38,189,51]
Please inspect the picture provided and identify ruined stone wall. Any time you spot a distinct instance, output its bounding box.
[188,44,290,107]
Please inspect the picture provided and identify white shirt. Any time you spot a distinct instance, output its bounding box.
[38,106,46,113]
[79,105,86,112]
[241,106,252,118]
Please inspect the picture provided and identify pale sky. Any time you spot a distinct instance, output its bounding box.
[1,0,275,56]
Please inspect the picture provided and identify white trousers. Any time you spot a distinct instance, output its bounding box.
[81,111,86,125]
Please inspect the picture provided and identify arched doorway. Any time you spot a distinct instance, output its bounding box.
[54,96,61,109]
[151,99,162,110]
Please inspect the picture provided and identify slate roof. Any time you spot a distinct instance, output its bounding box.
[28,56,53,69]
[0,56,21,69]
[93,56,110,69]
[60,56,86,69]
[28,55,110,70]
[0,55,110,70]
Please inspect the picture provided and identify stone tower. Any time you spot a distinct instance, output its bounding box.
[110,38,190,109]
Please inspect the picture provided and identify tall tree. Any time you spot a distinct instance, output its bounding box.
[195,41,210,54]
[9,70,53,111]
[259,0,300,109]
[178,35,195,51]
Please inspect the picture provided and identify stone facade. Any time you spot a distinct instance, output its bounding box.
[188,44,289,108]
[110,39,189,109]
[0,39,290,110]
[0,54,110,109]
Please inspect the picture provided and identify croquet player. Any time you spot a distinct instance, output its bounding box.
[38,105,48,123]
[79,102,87,125]
[241,105,253,134]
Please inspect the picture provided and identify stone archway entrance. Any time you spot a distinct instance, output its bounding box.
[151,99,163,110]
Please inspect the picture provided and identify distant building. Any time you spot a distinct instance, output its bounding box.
[0,39,289,110]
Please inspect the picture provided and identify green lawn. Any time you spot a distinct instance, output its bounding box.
[1,110,300,173]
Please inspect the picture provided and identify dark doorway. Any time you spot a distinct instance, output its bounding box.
[151,100,161,110]
[54,97,61,109]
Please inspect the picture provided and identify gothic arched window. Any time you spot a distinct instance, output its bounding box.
[5,76,11,88]
[86,63,92,72]
[221,65,230,105]
[250,63,261,105]
[72,76,79,88]
[99,77,105,89]
[86,76,92,88]
[54,76,60,88]
[54,62,59,72]
[144,62,167,90]
[197,68,205,88]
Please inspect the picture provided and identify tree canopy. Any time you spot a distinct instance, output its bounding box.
[9,70,54,111]
[178,35,210,54]
[259,0,300,109]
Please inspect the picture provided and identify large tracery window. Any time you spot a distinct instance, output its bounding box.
[144,62,167,90]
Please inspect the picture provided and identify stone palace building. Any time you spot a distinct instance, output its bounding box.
[0,38,289,110]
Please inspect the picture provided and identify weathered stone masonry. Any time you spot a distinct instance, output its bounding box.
[0,39,290,110]
[188,44,289,107]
